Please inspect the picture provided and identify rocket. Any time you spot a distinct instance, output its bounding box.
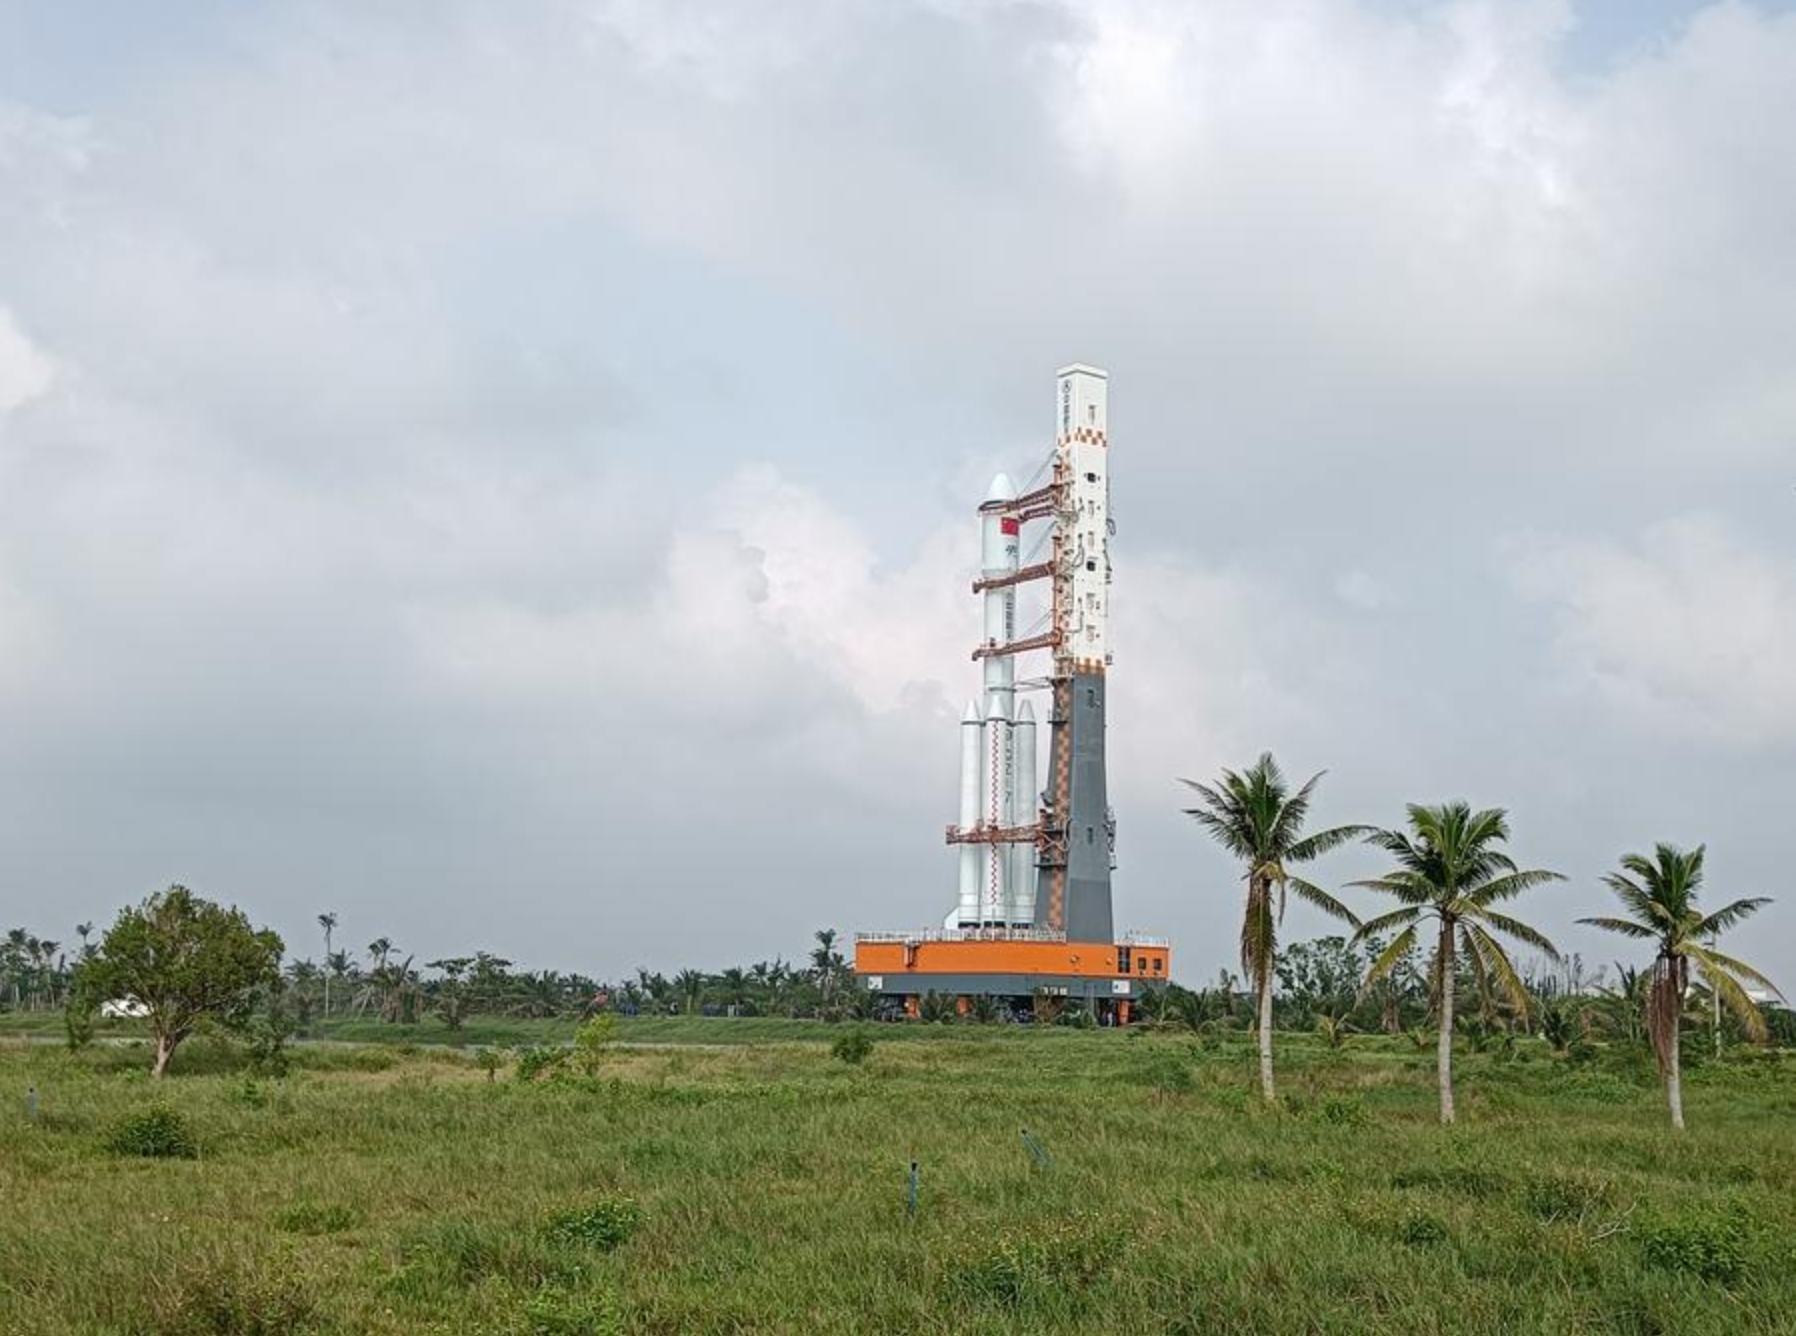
[947,472,1038,929]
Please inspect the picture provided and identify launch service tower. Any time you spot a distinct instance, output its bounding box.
[854,364,1171,1022]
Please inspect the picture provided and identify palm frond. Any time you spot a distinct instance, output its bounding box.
[1360,925,1419,995]
[1695,961,1770,1041]
[1468,868,1565,906]
[1350,906,1424,943]
[1288,823,1375,862]
[1685,945,1784,1002]
[1463,924,1532,1018]
[1577,915,1656,940]
[1287,876,1361,927]
[1473,909,1559,960]
[1695,897,1773,937]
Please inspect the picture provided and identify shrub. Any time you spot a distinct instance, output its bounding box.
[1637,1209,1750,1282]
[545,1196,641,1252]
[275,1201,361,1236]
[831,1030,875,1065]
[476,1048,504,1082]
[572,1015,617,1076]
[104,1105,198,1159]
[515,1045,571,1082]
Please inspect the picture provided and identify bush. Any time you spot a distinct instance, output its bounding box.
[104,1105,198,1159]
[831,1029,875,1065]
[1637,1209,1750,1282]
[572,1015,617,1076]
[515,1045,571,1082]
[545,1195,641,1251]
[275,1201,361,1235]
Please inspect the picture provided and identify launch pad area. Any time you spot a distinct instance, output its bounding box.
[855,929,1169,1023]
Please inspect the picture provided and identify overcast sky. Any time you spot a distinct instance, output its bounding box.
[2,0,1793,990]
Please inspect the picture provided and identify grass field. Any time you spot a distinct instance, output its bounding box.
[3,1025,1794,1335]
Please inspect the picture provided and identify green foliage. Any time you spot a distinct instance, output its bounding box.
[1636,1207,1752,1282]
[63,993,96,1050]
[514,1044,571,1082]
[85,885,284,1077]
[275,1201,361,1235]
[245,992,294,1077]
[830,1029,875,1065]
[104,1105,198,1159]
[572,1014,617,1075]
[918,990,955,1024]
[476,1047,504,1081]
[544,1196,641,1252]
[511,1287,623,1336]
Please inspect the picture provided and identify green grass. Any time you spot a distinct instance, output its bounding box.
[2,1028,1793,1334]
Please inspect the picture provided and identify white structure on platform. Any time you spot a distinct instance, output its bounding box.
[946,364,1111,931]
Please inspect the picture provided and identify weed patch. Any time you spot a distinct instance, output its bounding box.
[104,1106,198,1159]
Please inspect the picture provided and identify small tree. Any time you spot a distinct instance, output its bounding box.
[85,886,283,1078]
[572,1013,617,1076]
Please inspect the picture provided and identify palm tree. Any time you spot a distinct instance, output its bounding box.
[1579,844,1781,1131]
[318,913,338,1017]
[1180,753,1367,1102]
[1351,802,1563,1125]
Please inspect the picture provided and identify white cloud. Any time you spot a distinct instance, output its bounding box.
[1510,515,1796,746]
[0,307,54,416]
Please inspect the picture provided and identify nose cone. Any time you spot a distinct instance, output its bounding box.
[984,472,1017,503]
[1016,699,1035,723]
[962,699,981,724]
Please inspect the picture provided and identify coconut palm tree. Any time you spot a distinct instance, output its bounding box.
[1351,802,1562,1125]
[1579,843,1781,1131]
[318,912,338,1017]
[1180,753,1367,1103]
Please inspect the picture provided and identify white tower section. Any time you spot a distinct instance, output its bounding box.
[1055,365,1109,676]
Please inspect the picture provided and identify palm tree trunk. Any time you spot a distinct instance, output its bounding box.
[1437,921,1456,1126]
[1666,1016,1685,1131]
[1257,968,1275,1104]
